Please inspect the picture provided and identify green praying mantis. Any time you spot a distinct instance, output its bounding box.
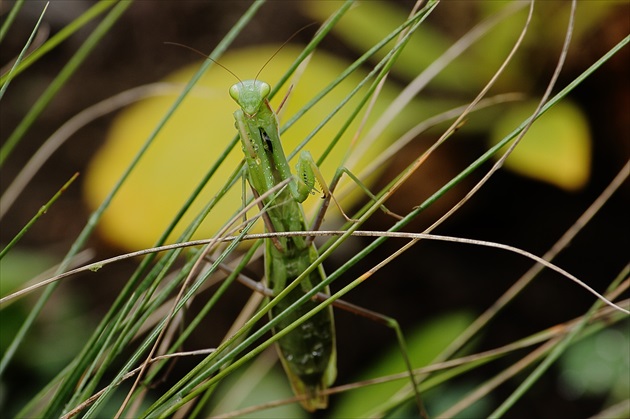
[165,33,425,412]
[229,77,337,411]
[227,72,421,414]
[217,38,423,412]
[165,38,343,410]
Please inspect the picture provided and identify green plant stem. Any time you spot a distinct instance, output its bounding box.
[0,173,78,260]
[0,0,116,85]
[0,1,47,100]
[0,0,24,42]
[0,0,122,166]
[71,3,270,416]
[489,266,630,418]
[0,0,132,383]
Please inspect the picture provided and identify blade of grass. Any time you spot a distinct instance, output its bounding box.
[0,0,25,43]
[0,82,181,219]
[0,0,126,166]
[0,172,79,259]
[0,0,132,381]
[38,2,269,416]
[0,0,116,85]
[0,1,48,100]
[489,272,630,416]
[433,161,630,370]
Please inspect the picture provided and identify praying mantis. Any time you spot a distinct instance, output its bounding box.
[227,73,423,414]
[165,31,423,413]
[163,37,344,410]
[229,78,337,411]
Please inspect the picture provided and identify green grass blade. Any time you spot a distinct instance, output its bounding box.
[0,0,116,85]
[489,267,630,418]
[0,173,78,260]
[0,1,47,100]
[0,0,126,166]
[0,1,133,383]
[0,0,24,43]
[58,3,269,416]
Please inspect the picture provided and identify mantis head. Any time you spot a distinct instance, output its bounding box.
[229,80,271,117]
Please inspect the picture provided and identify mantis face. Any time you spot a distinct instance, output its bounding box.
[229,80,271,117]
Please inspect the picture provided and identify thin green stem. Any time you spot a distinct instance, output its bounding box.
[0,0,116,84]
[0,0,132,385]
[0,1,48,100]
[0,0,119,165]
[0,173,78,260]
[0,0,25,43]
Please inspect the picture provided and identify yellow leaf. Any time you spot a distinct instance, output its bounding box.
[489,100,591,191]
[84,46,399,251]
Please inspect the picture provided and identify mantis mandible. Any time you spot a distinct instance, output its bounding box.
[229,78,336,411]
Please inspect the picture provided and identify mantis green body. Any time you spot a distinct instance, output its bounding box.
[229,79,336,411]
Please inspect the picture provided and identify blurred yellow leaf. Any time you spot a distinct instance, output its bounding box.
[489,100,591,191]
[84,46,400,251]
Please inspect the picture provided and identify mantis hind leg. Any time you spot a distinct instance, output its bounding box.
[216,262,426,417]
[332,298,427,418]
